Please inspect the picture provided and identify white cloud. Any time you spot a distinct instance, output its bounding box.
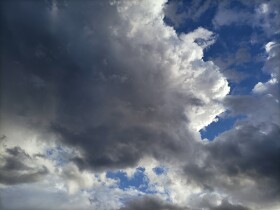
[60,163,95,194]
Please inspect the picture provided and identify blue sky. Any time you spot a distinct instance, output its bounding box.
[106,168,150,192]
[0,0,279,210]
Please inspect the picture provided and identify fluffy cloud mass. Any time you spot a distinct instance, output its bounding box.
[0,0,279,210]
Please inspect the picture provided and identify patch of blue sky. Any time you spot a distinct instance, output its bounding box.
[106,167,157,194]
[200,114,246,141]
[46,148,55,157]
[153,166,166,175]
[44,145,70,167]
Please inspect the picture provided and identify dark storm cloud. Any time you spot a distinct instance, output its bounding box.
[208,123,280,187]
[0,146,48,185]
[118,197,189,210]
[1,0,198,172]
[182,122,280,205]
[55,124,188,171]
[117,196,251,210]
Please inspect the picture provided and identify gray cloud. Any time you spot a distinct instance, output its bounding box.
[182,122,280,207]
[117,196,251,210]
[210,123,280,182]
[118,197,189,210]
[1,0,201,172]
[0,145,48,185]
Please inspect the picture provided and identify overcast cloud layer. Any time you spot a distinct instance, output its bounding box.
[0,0,279,210]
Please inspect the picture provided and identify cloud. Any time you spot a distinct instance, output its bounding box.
[212,0,280,37]
[164,1,187,28]
[118,196,189,210]
[212,2,252,27]
[263,42,280,79]
[117,196,251,210]
[208,123,280,184]
[60,162,94,194]
[181,40,280,208]
[179,123,280,208]
[254,1,280,36]
[0,182,93,210]
[226,42,280,126]
[0,144,48,185]
[209,199,251,210]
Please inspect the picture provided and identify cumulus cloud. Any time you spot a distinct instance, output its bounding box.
[0,140,48,185]
[60,163,94,194]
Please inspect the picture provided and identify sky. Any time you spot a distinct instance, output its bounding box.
[0,0,279,210]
